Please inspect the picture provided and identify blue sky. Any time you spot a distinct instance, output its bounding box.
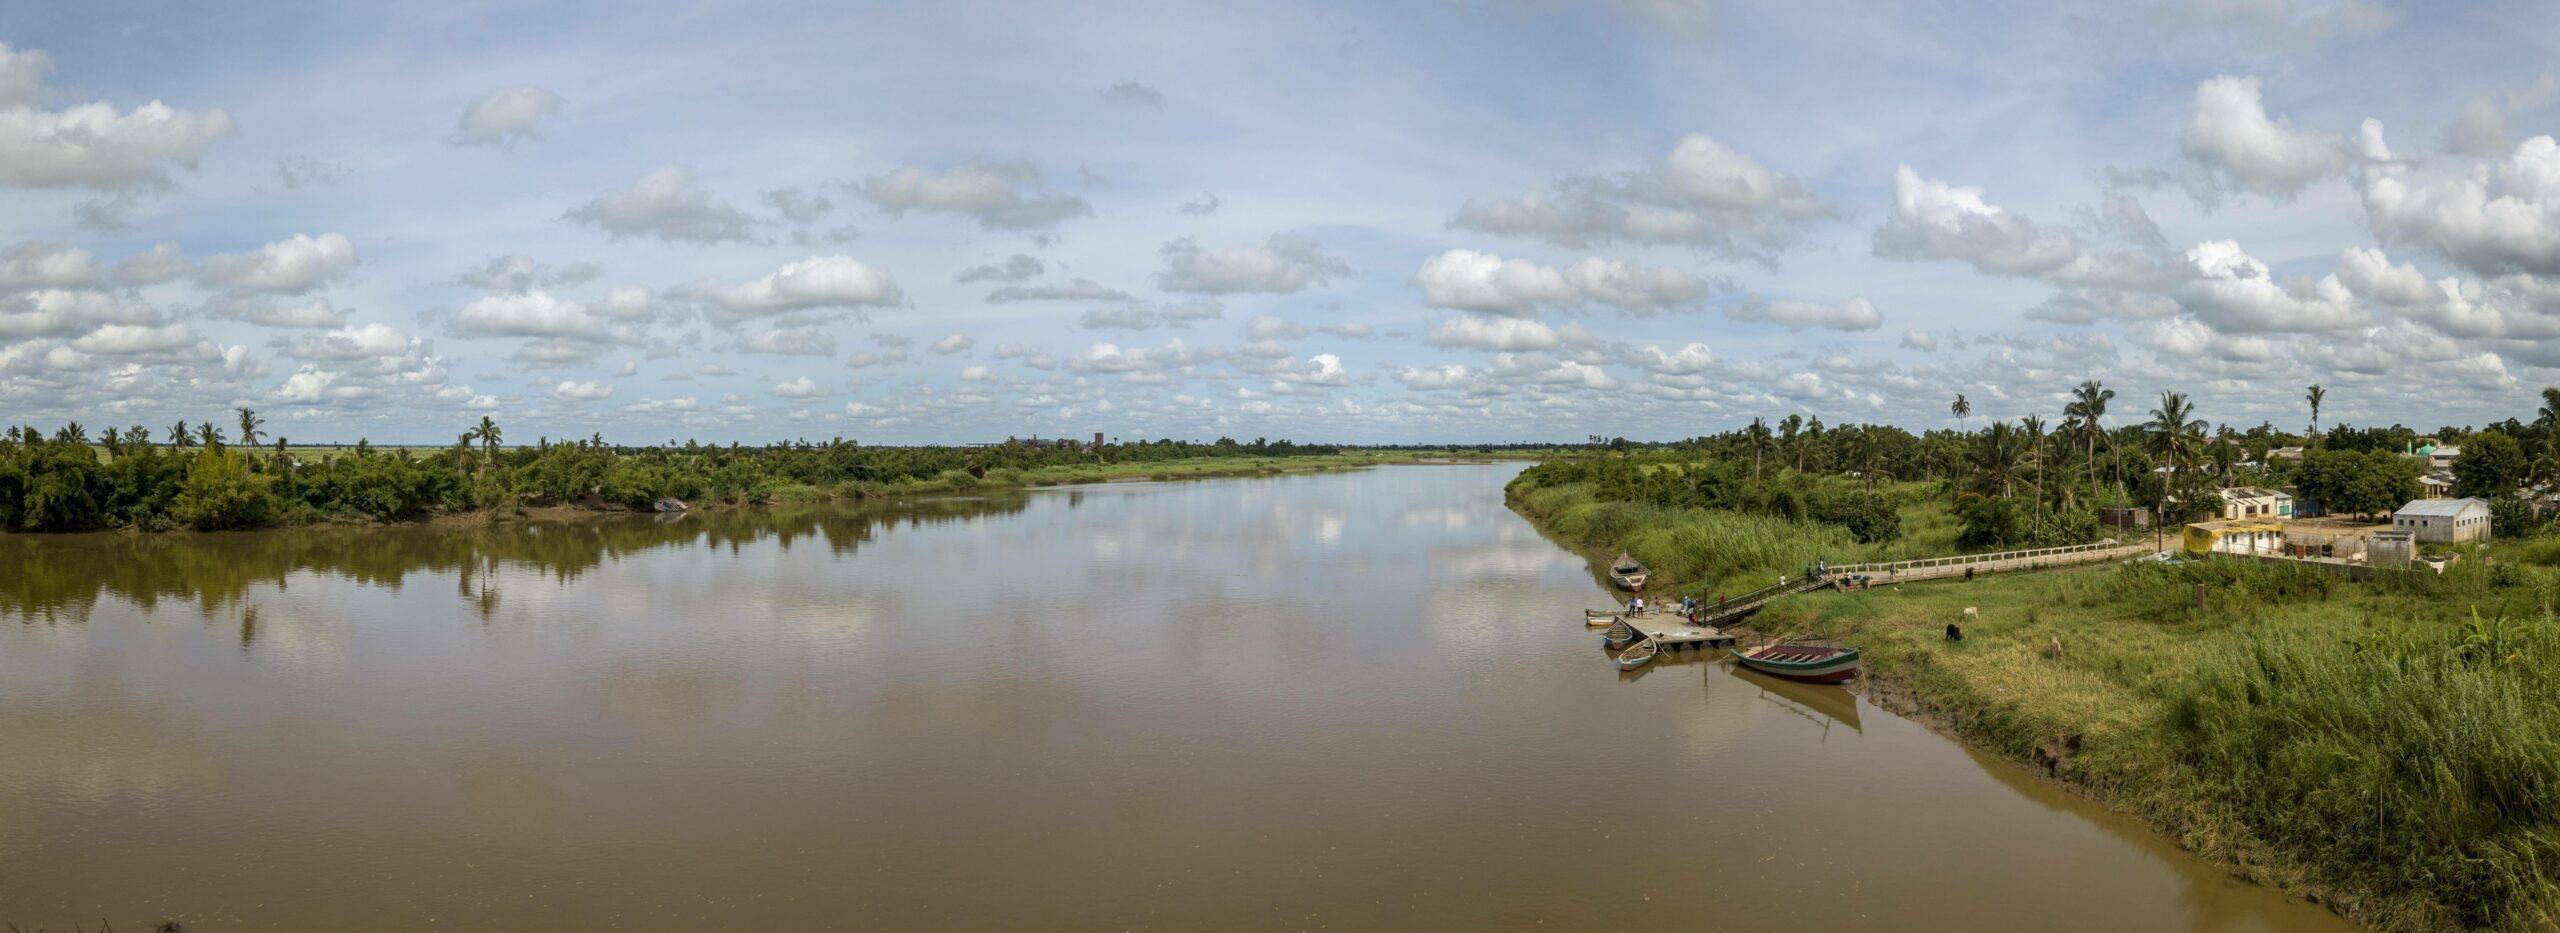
[3,0,2557,443]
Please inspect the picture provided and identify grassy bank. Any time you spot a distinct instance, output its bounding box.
[1517,469,2560,929]
[1738,559,2560,929]
[1506,478,1963,594]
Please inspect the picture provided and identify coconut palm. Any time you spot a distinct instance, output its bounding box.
[196,421,223,449]
[474,415,503,478]
[1970,421,2029,498]
[1851,427,1888,490]
[2020,414,2048,501]
[1745,417,1773,478]
[1950,393,1971,433]
[236,407,264,448]
[2304,384,2325,440]
[2066,380,2114,491]
[1778,414,1802,473]
[2146,391,2207,509]
[168,421,193,448]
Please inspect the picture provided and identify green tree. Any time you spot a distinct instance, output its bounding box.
[1969,421,2028,498]
[2066,379,2114,492]
[1950,393,1971,433]
[1745,417,1772,479]
[236,407,264,448]
[2454,431,2527,498]
[2294,448,2421,518]
[2304,383,2325,439]
[171,449,275,530]
[2146,391,2205,507]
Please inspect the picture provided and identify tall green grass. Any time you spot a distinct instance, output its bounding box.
[1741,554,2560,928]
[1512,482,1860,591]
[2172,611,2560,929]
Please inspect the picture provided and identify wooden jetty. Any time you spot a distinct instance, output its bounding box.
[1613,613,1736,651]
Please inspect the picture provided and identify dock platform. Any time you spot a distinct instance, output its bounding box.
[1602,612,1736,650]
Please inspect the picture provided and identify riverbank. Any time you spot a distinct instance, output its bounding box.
[1511,488,2560,929]
[570,450,1464,512]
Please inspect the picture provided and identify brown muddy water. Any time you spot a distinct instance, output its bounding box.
[0,463,2346,930]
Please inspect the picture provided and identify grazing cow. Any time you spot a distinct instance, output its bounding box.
[1945,622,1964,641]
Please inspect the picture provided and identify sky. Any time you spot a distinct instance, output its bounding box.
[3,0,2559,444]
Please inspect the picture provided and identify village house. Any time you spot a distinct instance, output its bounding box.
[2183,519,2285,556]
[2420,471,2457,499]
[2393,497,2492,544]
[2267,445,2306,463]
[2408,442,2461,472]
[2216,486,2291,520]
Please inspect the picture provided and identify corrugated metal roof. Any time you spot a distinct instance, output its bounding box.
[2397,497,2488,517]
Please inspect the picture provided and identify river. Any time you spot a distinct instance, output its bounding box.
[0,462,2345,930]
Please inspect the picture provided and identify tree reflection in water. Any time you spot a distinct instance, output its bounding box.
[0,493,1032,636]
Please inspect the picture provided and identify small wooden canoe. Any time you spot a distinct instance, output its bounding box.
[1731,642,1862,684]
[1609,553,1649,591]
[1603,618,1641,650]
[1584,609,1622,627]
[1616,639,1658,671]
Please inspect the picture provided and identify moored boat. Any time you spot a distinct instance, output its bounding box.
[1730,641,1862,684]
[1603,618,1641,650]
[1615,638,1657,671]
[1608,553,1649,591]
[1584,609,1623,627]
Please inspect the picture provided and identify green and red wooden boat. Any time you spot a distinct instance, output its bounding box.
[1730,641,1862,684]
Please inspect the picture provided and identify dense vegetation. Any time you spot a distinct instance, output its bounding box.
[1504,381,2560,928]
[0,412,1377,533]
[1748,557,2560,929]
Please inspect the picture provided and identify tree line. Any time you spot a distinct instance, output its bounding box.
[0,411,1342,533]
[1535,381,2560,550]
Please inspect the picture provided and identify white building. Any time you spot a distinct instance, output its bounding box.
[2420,471,2457,499]
[2217,487,2292,520]
[2393,497,2492,544]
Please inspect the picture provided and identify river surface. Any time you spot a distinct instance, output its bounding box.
[0,463,2346,930]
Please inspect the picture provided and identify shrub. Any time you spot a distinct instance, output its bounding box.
[171,450,275,530]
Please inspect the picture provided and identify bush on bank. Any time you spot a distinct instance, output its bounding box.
[0,422,1355,533]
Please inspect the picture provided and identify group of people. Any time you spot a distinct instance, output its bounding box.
[1624,595,1714,625]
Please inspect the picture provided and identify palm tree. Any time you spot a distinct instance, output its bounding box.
[1778,414,1803,473]
[1970,421,2028,498]
[1746,417,1773,478]
[2304,384,2325,441]
[2020,414,2048,501]
[168,421,193,448]
[2210,437,2239,487]
[56,422,88,445]
[2146,391,2206,512]
[196,421,223,449]
[1847,427,1878,489]
[2067,380,2114,492]
[100,425,123,455]
[236,407,264,448]
[474,416,503,478]
[1950,393,1971,433]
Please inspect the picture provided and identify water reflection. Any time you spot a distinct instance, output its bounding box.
[0,493,1031,630]
[0,466,2345,931]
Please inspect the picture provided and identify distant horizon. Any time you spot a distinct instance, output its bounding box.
[9,3,2560,442]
